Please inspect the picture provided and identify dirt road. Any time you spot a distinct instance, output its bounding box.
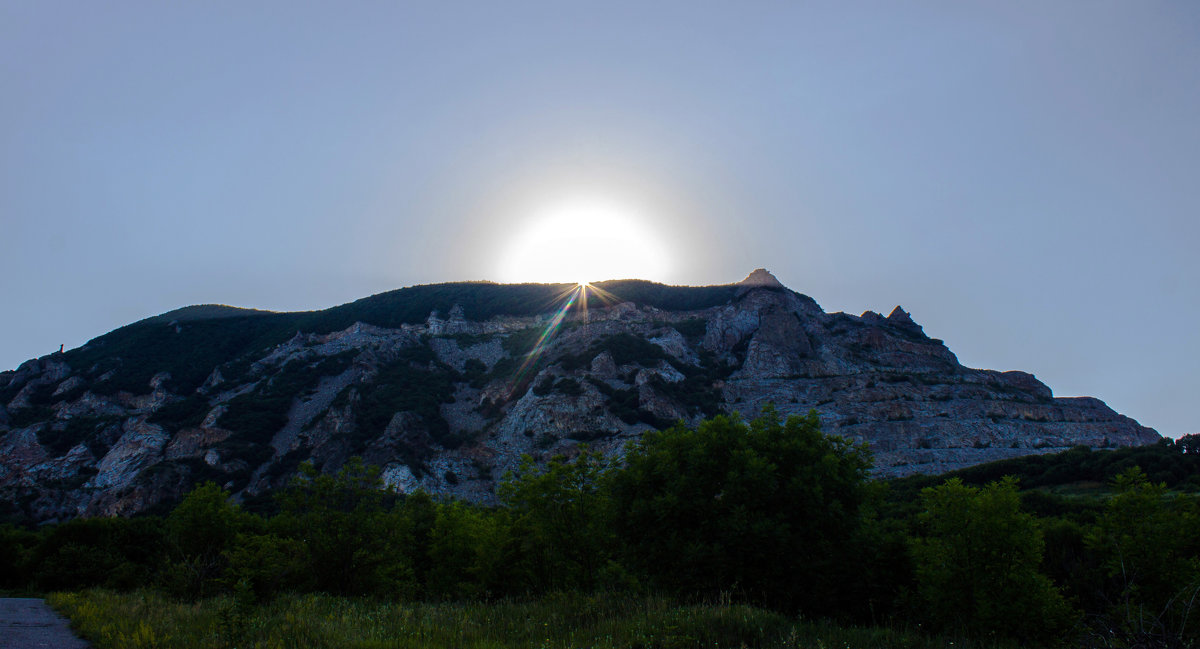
[0,598,90,649]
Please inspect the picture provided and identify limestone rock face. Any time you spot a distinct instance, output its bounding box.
[91,419,169,490]
[740,308,812,378]
[0,271,1159,522]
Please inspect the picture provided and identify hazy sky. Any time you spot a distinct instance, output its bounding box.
[2,2,1197,437]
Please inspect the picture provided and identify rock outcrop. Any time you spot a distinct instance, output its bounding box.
[0,273,1158,522]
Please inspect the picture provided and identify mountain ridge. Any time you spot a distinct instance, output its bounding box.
[0,271,1157,523]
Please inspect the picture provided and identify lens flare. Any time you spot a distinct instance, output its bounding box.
[508,284,582,394]
[504,281,623,397]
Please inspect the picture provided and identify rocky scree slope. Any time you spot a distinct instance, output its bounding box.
[0,271,1157,522]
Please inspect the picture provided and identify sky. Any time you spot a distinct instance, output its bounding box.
[1,2,1197,437]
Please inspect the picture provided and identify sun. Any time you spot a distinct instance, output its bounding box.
[497,198,670,284]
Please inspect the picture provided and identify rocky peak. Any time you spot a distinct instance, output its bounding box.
[887,306,914,325]
[886,305,926,336]
[739,268,784,289]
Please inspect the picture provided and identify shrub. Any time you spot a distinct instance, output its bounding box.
[609,407,872,614]
[911,477,1076,643]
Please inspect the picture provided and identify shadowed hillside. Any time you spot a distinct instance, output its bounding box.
[0,271,1155,523]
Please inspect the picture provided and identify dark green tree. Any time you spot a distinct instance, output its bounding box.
[1178,433,1200,455]
[165,482,250,598]
[498,447,618,592]
[0,524,37,591]
[272,458,412,597]
[424,501,518,600]
[396,490,438,595]
[1084,467,1200,646]
[911,477,1075,644]
[32,517,165,592]
[607,407,871,613]
[224,531,310,600]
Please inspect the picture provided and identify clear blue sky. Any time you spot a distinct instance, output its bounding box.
[2,2,1196,437]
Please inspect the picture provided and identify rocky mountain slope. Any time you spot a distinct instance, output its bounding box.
[0,270,1157,522]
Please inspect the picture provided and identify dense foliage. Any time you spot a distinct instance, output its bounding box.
[64,315,299,396]
[911,477,1074,641]
[592,279,741,312]
[609,408,871,614]
[5,417,1200,648]
[1084,467,1200,646]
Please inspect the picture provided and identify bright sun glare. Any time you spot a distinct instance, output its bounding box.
[497,198,670,284]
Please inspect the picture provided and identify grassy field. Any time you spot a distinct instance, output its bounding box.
[48,589,1004,649]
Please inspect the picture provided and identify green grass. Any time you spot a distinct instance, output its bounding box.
[49,589,1010,649]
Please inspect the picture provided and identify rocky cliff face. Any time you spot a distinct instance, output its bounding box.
[0,271,1158,522]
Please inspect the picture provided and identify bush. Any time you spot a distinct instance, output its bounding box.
[0,524,37,590]
[1083,467,1200,644]
[608,407,872,614]
[225,533,311,599]
[499,449,617,592]
[31,517,166,592]
[911,477,1076,643]
[165,482,254,599]
[271,459,412,598]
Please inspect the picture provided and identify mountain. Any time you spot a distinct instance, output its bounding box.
[0,270,1157,523]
